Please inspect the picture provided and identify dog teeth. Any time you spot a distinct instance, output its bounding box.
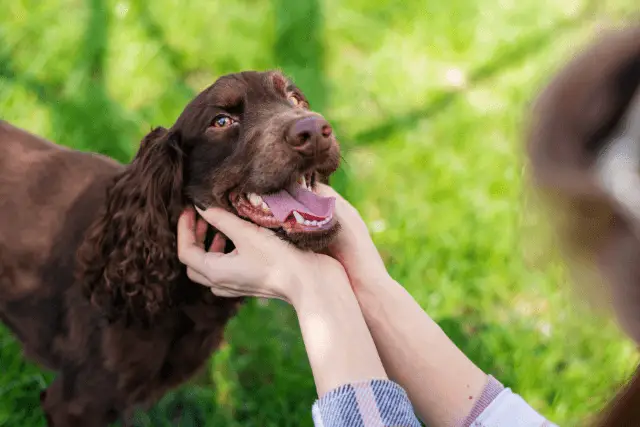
[296,174,314,190]
[292,211,332,227]
[261,201,270,212]
[247,193,263,207]
[293,211,305,224]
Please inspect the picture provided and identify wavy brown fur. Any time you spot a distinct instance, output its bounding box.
[525,25,640,426]
[78,126,185,327]
[0,70,341,426]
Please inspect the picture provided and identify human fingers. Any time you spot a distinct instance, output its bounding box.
[177,209,242,282]
[186,266,214,286]
[195,206,267,245]
[185,250,247,292]
[315,183,346,202]
[195,217,208,250]
[177,208,208,271]
[210,286,285,300]
[196,250,252,286]
[315,184,368,236]
[316,183,360,218]
[209,232,227,253]
[182,248,251,291]
[209,288,243,298]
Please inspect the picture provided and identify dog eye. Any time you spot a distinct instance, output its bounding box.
[287,94,301,107]
[212,115,235,128]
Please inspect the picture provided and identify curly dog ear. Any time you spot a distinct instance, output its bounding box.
[77,126,186,327]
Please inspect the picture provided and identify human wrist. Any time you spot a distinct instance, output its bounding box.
[288,260,351,312]
[290,262,389,396]
[347,264,394,294]
[329,239,390,292]
[350,272,401,320]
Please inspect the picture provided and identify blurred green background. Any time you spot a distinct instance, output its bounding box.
[1,0,639,426]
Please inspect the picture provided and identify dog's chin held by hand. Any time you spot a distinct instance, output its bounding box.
[227,175,342,252]
[275,219,341,252]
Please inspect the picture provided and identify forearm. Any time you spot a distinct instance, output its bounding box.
[292,269,388,398]
[355,276,487,426]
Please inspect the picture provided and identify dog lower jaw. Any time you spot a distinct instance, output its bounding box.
[227,189,339,251]
[228,174,336,232]
[274,220,341,252]
[234,193,336,231]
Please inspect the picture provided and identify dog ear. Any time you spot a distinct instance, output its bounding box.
[77,126,186,327]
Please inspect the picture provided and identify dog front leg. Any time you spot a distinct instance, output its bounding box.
[40,372,119,427]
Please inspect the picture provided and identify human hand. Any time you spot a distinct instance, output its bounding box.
[315,184,391,289]
[176,205,348,306]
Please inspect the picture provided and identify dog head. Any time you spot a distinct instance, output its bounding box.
[177,70,341,250]
[78,70,342,326]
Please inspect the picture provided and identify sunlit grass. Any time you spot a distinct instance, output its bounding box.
[1,0,639,425]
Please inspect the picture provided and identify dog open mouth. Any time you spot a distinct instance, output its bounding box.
[229,172,336,234]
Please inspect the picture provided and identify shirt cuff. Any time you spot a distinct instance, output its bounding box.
[457,375,505,427]
[458,375,558,427]
[311,379,422,427]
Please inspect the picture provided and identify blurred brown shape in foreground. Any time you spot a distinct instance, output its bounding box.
[525,22,640,426]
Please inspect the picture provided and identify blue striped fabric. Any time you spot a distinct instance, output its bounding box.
[310,376,557,427]
[311,379,422,427]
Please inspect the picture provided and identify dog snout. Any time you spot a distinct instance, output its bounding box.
[286,116,333,158]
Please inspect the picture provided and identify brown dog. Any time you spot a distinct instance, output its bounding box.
[0,70,341,426]
[525,25,640,426]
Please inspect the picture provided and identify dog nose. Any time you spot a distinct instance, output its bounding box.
[287,116,333,158]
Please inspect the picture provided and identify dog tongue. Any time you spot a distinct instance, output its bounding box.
[261,185,335,222]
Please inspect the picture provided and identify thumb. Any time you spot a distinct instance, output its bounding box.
[315,183,340,198]
[315,183,356,214]
[316,183,351,207]
[198,251,245,285]
[195,206,258,245]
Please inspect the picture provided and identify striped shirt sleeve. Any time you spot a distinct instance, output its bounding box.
[311,376,558,427]
[311,379,422,427]
[457,375,559,427]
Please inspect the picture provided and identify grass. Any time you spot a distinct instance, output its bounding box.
[1,0,639,426]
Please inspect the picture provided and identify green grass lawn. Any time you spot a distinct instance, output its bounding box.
[1,0,639,426]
